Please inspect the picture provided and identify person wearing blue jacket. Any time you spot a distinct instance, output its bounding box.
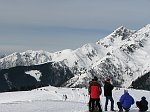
[117,90,134,112]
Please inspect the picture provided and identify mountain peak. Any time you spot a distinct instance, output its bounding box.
[144,24,150,28]
[96,26,135,48]
[115,25,127,31]
[112,26,135,36]
[140,24,150,32]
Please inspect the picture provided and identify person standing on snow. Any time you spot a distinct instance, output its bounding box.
[136,96,148,111]
[104,78,115,111]
[117,90,134,112]
[88,76,102,112]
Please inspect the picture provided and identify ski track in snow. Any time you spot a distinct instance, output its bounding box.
[0,100,87,112]
[0,86,150,112]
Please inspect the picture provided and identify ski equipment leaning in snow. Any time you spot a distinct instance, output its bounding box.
[104,78,115,111]
[88,76,102,112]
[136,96,148,111]
[117,90,134,112]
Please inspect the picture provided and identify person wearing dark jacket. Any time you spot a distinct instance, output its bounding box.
[117,90,134,112]
[104,78,114,111]
[88,76,102,112]
[136,96,148,111]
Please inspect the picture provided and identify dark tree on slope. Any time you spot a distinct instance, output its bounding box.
[131,72,150,91]
[0,62,73,92]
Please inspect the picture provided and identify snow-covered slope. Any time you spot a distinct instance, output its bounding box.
[90,24,150,87]
[0,86,149,112]
[0,50,53,70]
[0,24,150,88]
[0,44,106,69]
[64,24,150,88]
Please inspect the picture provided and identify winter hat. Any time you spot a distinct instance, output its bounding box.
[93,76,98,81]
[124,89,128,93]
[106,78,110,82]
[141,96,146,100]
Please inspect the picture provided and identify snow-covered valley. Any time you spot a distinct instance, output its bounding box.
[0,86,149,112]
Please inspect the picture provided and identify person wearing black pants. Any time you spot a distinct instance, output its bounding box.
[136,96,148,111]
[117,102,130,112]
[89,98,102,112]
[88,76,102,112]
[104,78,114,111]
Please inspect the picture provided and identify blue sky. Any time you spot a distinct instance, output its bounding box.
[0,0,150,55]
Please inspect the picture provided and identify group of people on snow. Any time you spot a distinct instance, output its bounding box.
[88,76,148,112]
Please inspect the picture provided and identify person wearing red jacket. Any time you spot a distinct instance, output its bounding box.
[88,76,102,112]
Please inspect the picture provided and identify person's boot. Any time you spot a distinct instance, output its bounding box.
[89,106,91,112]
[118,109,123,112]
[125,109,129,112]
[99,107,102,112]
[111,109,115,111]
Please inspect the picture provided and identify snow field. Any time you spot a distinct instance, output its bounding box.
[0,86,149,112]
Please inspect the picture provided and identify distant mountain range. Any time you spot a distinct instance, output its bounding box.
[0,24,150,92]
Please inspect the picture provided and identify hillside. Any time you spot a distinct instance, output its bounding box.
[0,62,73,92]
[0,24,150,90]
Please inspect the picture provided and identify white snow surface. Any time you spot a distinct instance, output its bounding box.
[25,70,42,81]
[0,86,149,112]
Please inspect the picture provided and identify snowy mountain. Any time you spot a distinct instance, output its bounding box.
[0,86,150,112]
[89,25,150,87]
[0,24,150,91]
[0,50,53,70]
